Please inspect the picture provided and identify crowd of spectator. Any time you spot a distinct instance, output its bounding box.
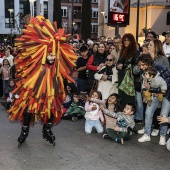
[0,30,170,150]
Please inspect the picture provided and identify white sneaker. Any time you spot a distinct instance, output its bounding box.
[138,128,144,134]
[138,134,151,142]
[159,136,166,145]
[151,129,159,136]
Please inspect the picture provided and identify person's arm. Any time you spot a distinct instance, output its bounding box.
[101,107,118,118]
[76,58,87,71]
[89,98,106,105]
[159,77,167,93]
[98,109,104,122]
[86,55,98,71]
[85,101,92,112]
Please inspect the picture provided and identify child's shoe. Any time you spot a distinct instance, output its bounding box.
[72,116,78,121]
[103,134,111,139]
[115,138,124,144]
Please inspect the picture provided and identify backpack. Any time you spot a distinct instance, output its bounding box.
[153,64,170,101]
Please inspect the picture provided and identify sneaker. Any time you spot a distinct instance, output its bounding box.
[138,134,151,142]
[138,128,145,134]
[151,129,159,136]
[1,96,5,99]
[115,138,124,144]
[72,116,78,122]
[159,136,166,145]
[103,134,110,139]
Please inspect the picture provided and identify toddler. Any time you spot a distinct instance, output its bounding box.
[142,67,167,106]
[84,91,104,134]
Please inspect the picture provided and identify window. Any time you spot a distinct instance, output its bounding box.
[92,0,98,3]
[5,0,14,28]
[91,23,98,33]
[92,8,98,18]
[167,11,170,25]
[61,6,68,17]
[44,1,48,19]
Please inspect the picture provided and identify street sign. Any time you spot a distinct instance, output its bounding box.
[107,0,130,26]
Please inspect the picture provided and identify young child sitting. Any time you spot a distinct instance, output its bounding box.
[62,93,85,121]
[100,103,136,144]
[142,67,167,106]
[84,91,104,134]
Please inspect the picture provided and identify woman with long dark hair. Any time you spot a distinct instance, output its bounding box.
[117,33,140,107]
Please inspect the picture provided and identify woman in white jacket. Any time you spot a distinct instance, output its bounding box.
[94,54,118,100]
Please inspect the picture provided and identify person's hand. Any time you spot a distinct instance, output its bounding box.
[102,75,108,81]
[144,81,150,90]
[117,64,123,70]
[157,115,169,124]
[100,105,105,111]
[114,126,120,131]
[99,63,105,67]
[152,93,158,97]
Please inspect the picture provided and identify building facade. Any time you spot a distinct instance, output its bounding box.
[99,0,170,42]
[0,0,99,43]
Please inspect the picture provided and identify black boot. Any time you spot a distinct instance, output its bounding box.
[42,123,55,146]
[18,126,29,148]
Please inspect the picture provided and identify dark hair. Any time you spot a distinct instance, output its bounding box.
[3,59,10,66]
[120,33,137,60]
[79,45,88,52]
[105,93,123,112]
[137,54,153,66]
[145,67,157,77]
[126,103,136,113]
[146,31,157,39]
[113,34,121,39]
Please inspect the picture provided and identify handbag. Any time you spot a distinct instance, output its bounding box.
[119,64,135,96]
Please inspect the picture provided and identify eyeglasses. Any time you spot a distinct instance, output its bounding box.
[106,59,113,62]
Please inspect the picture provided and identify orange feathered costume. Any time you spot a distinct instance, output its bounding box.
[8,15,77,124]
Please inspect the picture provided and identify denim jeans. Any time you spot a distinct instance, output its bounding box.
[3,80,9,96]
[85,119,103,134]
[77,78,87,92]
[144,97,159,135]
[160,97,170,136]
[134,91,144,121]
